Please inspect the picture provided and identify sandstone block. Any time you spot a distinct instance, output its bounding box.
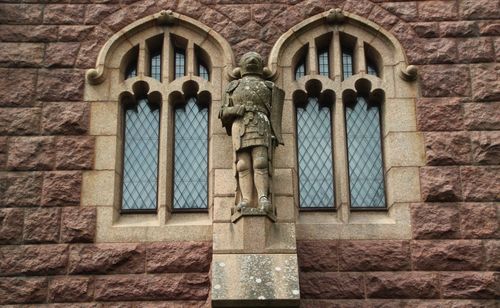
[471,131,500,165]
[343,0,374,18]
[339,240,410,271]
[471,64,500,101]
[42,102,89,135]
[460,0,500,19]
[418,1,457,21]
[420,167,462,202]
[216,5,251,26]
[43,5,85,25]
[55,137,94,170]
[42,171,82,206]
[0,43,44,67]
[76,28,112,69]
[419,65,470,97]
[461,166,500,201]
[48,276,93,303]
[69,244,145,274]
[424,132,471,165]
[0,4,43,25]
[0,25,58,42]
[457,38,495,63]
[252,4,288,26]
[0,244,68,276]
[0,68,37,107]
[439,21,479,37]
[484,240,500,271]
[37,69,84,101]
[410,203,460,239]
[366,272,439,299]
[84,5,121,25]
[0,208,23,244]
[0,172,43,206]
[441,272,498,299]
[94,273,210,301]
[300,272,364,299]
[0,277,48,305]
[411,240,483,271]
[44,43,80,68]
[464,102,500,130]
[416,98,464,131]
[7,137,55,171]
[411,22,439,38]
[0,137,6,168]
[460,203,498,239]
[24,208,60,243]
[61,207,96,243]
[381,2,417,21]
[0,107,41,135]
[368,6,398,30]
[58,25,94,42]
[297,240,338,272]
[146,242,211,273]
[406,39,457,65]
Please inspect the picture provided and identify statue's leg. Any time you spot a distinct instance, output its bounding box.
[252,146,271,212]
[236,151,253,210]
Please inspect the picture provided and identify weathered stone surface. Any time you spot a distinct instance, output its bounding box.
[84,5,121,25]
[69,244,145,274]
[457,38,495,63]
[416,98,464,131]
[147,242,211,273]
[418,1,457,21]
[339,241,410,271]
[0,25,58,42]
[75,27,113,69]
[412,240,483,271]
[460,203,498,239]
[0,208,23,244]
[410,203,460,239]
[44,43,80,68]
[0,137,7,168]
[0,68,37,107]
[419,65,470,97]
[461,166,500,201]
[420,167,462,202]
[253,4,288,26]
[484,241,500,271]
[460,0,500,19]
[439,21,479,37]
[406,39,457,64]
[471,64,500,101]
[273,8,303,33]
[464,102,500,130]
[215,5,251,26]
[297,240,338,272]
[0,277,48,305]
[300,272,364,299]
[42,171,82,206]
[42,102,89,135]
[0,172,43,207]
[343,0,374,18]
[366,272,439,299]
[58,25,94,42]
[94,274,210,301]
[48,276,93,303]
[479,21,500,36]
[61,207,96,243]
[44,5,85,25]
[470,131,500,165]
[424,132,471,165]
[411,22,439,38]
[55,137,94,170]
[381,2,417,21]
[37,69,84,101]
[0,244,68,276]
[0,4,43,25]
[441,272,498,299]
[0,107,41,135]
[7,137,55,171]
[24,208,60,243]
[0,43,44,67]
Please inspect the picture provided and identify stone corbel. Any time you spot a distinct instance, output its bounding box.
[399,64,418,81]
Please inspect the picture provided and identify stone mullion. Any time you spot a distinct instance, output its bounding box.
[354,38,366,75]
[308,39,318,75]
[162,31,171,83]
[333,88,349,221]
[332,29,342,81]
[137,41,147,78]
[186,40,195,77]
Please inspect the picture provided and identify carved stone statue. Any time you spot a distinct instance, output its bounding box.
[219,52,284,215]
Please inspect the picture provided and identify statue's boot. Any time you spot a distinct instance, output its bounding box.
[255,169,271,213]
[236,169,252,211]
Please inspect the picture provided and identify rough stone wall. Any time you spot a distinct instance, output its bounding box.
[0,0,498,306]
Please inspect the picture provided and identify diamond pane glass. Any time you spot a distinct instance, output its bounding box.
[346,97,386,208]
[295,60,305,80]
[175,50,185,79]
[199,63,209,80]
[342,50,353,80]
[297,97,335,208]
[173,98,208,209]
[150,51,161,81]
[122,98,160,211]
[318,50,329,77]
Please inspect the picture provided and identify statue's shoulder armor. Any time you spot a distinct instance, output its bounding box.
[264,80,274,90]
[226,80,240,93]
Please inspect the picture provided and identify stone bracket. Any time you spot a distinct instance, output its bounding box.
[231,207,277,223]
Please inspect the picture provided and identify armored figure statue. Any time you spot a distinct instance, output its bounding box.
[219,52,284,214]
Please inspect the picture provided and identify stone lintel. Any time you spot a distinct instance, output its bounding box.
[211,254,300,307]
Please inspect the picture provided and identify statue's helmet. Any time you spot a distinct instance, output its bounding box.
[239,52,264,76]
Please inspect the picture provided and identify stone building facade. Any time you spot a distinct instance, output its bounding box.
[0,0,499,307]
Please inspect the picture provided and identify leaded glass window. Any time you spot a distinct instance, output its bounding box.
[367,62,378,76]
[342,50,353,79]
[199,63,209,80]
[295,59,306,80]
[297,97,335,208]
[318,50,329,77]
[173,97,208,210]
[150,51,161,81]
[174,49,185,79]
[122,98,160,211]
[125,60,137,79]
[345,97,385,208]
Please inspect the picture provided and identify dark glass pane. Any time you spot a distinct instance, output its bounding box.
[150,51,161,81]
[199,63,209,80]
[175,49,185,79]
[125,61,137,79]
[173,97,208,209]
[297,97,335,208]
[318,50,329,77]
[346,97,386,208]
[342,50,353,80]
[295,60,305,80]
[367,61,378,76]
[122,98,160,211]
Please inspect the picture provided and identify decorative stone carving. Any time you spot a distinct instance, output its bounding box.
[219,52,284,219]
[326,8,346,25]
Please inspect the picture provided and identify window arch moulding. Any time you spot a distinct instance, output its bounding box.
[268,9,423,240]
[82,10,235,242]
